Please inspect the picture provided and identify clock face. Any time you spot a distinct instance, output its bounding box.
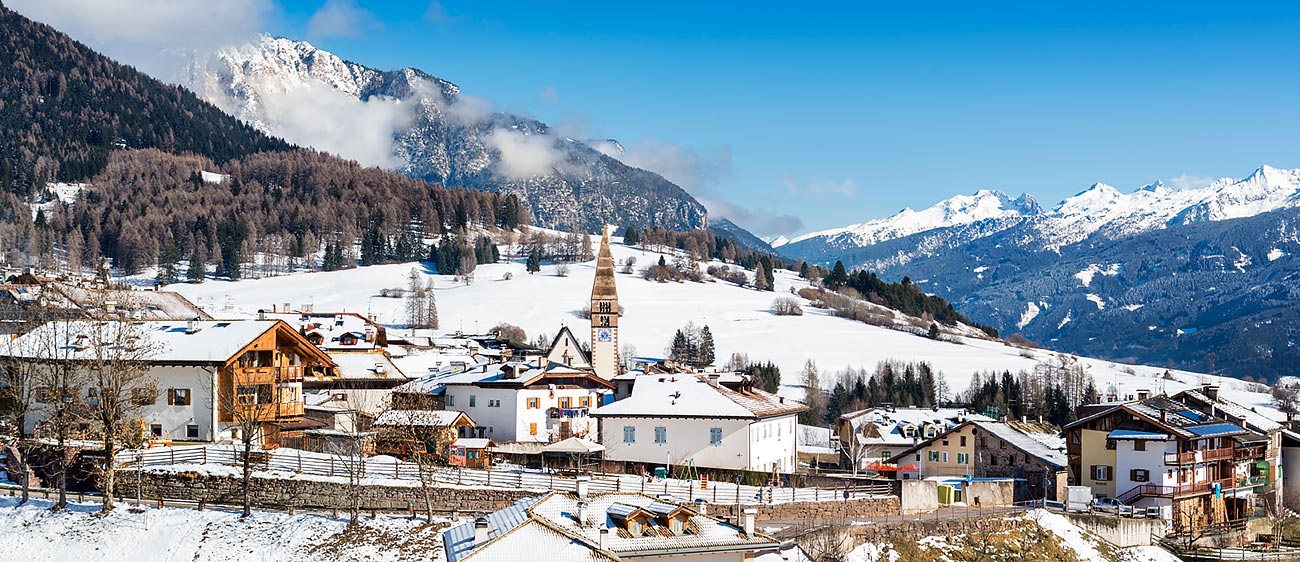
[596,328,613,342]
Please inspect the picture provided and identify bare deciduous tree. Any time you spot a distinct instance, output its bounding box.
[211,368,277,517]
[82,315,159,513]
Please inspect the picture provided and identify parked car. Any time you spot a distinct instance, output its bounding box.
[1090,496,1134,516]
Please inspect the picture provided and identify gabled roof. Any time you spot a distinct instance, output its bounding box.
[0,319,331,366]
[592,374,805,420]
[887,419,1066,468]
[372,410,473,428]
[546,326,591,369]
[1062,395,1253,441]
[445,491,779,562]
[1172,388,1284,434]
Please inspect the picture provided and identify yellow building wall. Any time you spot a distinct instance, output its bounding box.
[919,425,977,477]
[1080,428,1117,497]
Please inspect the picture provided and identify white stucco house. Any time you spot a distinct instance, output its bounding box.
[593,373,807,473]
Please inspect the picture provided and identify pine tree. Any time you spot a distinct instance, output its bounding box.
[826,260,848,289]
[622,226,640,246]
[185,245,206,282]
[580,231,595,261]
[927,323,940,340]
[799,360,825,425]
[526,249,541,274]
[669,329,689,363]
[698,325,716,366]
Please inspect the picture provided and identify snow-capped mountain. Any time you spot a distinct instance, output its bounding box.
[780,166,1300,380]
[180,35,708,232]
[789,188,1042,248]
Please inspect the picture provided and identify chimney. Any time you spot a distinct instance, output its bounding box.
[742,508,757,537]
[474,517,491,546]
[576,501,589,525]
[707,373,721,387]
[1020,415,1027,424]
[576,475,591,500]
[1206,386,1220,401]
[694,499,708,515]
[186,319,199,334]
[599,527,609,550]
[257,309,267,320]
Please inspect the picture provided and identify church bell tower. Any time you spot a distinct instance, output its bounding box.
[589,226,620,379]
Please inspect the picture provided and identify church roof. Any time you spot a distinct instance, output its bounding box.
[590,226,618,301]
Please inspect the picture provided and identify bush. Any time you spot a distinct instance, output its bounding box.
[771,297,803,316]
[378,287,406,298]
[555,263,570,277]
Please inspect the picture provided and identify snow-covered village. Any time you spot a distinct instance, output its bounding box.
[1,2,1299,561]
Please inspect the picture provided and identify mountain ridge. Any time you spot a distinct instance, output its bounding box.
[181,34,711,233]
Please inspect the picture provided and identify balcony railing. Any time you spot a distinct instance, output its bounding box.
[1113,477,1247,504]
[1234,445,1266,460]
[277,400,304,419]
[233,366,304,384]
[278,366,304,383]
[1165,447,1235,465]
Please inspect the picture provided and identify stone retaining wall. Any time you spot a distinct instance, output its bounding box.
[115,470,533,514]
[714,496,899,522]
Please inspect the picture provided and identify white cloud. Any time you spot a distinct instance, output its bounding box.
[780,174,857,198]
[257,82,414,168]
[306,0,381,40]
[539,85,560,106]
[701,196,805,236]
[484,129,563,179]
[595,138,731,193]
[423,1,464,26]
[6,0,271,79]
[1169,173,1214,191]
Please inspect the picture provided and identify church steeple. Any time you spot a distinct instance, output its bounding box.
[589,226,619,379]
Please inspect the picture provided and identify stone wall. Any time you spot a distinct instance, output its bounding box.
[713,496,899,523]
[848,517,1026,545]
[115,470,534,514]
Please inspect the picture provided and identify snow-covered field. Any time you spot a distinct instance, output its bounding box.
[0,497,449,562]
[167,237,1278,416]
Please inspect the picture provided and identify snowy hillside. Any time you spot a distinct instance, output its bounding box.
[0,497,446,562]
[166,237,1278,415]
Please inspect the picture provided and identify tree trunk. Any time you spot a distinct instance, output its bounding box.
[55,417,68,510]
[419,461,434,522]
[241,438,253,518]
[101,426,116,512]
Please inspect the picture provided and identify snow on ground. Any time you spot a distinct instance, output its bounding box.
[1085,293,1106,310]
[0,497,448,562]
[1074,263,1120,288]
[166,238,1279,416]
[200,170,228,184]
[1268,248,1287,261]
[1017,301,1041,329]
[30,182,87,219]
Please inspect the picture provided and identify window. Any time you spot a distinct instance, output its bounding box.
[1000,439,1007,449]
[669,517,684,534]
[881,451,891,461]
[1091,465,1112,481]
[1131,469,1149,483]
[529,423,538,436]
[579,396,590,408]
[654,426,667,444]
[710,427,723,446]
[527,397,540,409]
[1134,440,1147,452]
[560,397,572,408]
[168,388,192,406]
[960,436,967,447]
[469,395,476,407]
[942,452,949,463]
[236,385,259,405]
[957,453,969,464]
[150,424,163,437]
[1105,439,1116,450]
[928,451,940,462]
[34,387,54,403]
[990,455,999,466]
[942,440,949,446]
[446,395,454,407]
[186,425,200,439]
[623,426,636,444]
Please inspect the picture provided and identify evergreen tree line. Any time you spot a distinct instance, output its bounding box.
[23,149,527,281]
[961,360,1099,426]
[667,323,716,367]
[620,226,787,272]
[0,5,292,196]
[428,235,500,277]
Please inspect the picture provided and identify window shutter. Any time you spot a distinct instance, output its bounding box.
[167,389,174,406]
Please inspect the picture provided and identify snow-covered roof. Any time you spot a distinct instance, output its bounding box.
[444,492,779,562]
[453,438,493,449]
[372,410,470,428]
[326,352,408,380]
[841,406,985,447]
[264,311,383,351]
[1174,388,1284,434]
[0,320,312,365]
[969,420,1067,468]
[593,374,805,420]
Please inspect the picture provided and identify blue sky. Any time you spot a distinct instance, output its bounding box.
[14,0,1300,237]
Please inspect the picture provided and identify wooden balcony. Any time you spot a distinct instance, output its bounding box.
[1165,447,1235,465]
[278,366,304,383]
[233,367,277,385]
[277,400,304,419]
[1235,445,1266,460]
